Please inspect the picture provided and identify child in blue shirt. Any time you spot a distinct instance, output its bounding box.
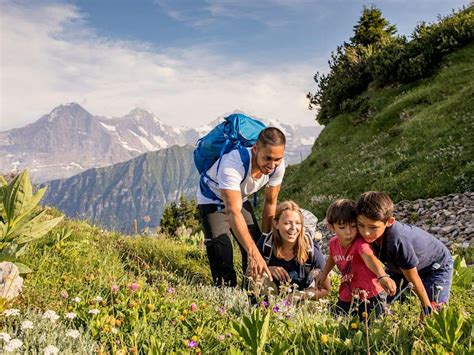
[356,191,453,316]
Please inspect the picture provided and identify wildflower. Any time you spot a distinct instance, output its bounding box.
[112,328,118,334]
[188,340,197,348]
[361,311,368,319]
[218,306,226,315]
[226,333,232,338]
[282,299,290,307]
[320,334,329,344]
[88,309,99,315]
[183,309,189,316]
[65,312,76,319]
[146,303,155,312]
[94,296,103,302]
[359,289,369,301]
[5,339,23,352]
[178,315,185,321]
[351,323,358,329]
[192,335,198,342]
[128,282,140,292]
[272,306,280,313]
[60,290,69,299]
[166,287,175,294]
[65,330,80,339]
[43,310,60,322]
[43,345,60,355]
[3,309,20,317]
[190,303,198,312]
[72,297,81,303]
[21,320,34,330]
[0,332,11,342]
[260,300,269,308]
[217,335,225,341]
[111,284,120,293]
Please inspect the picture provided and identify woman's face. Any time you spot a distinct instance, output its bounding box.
[274,210,302,245]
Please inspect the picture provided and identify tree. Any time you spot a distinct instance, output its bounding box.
[159,196,199,237]
[350,6,397,46]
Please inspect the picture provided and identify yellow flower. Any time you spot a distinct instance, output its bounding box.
[178,315,185,321]
[183,309,189,316]
[351,323,358,329]
[362,311,368,319]
[320,334,329,344]
[192,336,198,342]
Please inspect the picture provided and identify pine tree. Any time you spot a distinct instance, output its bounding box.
[350,6,396,46]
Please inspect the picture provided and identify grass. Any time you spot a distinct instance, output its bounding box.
[280,42,474,218]
[1,217,472,353]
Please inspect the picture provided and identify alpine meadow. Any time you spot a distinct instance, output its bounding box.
[1,5,473,355]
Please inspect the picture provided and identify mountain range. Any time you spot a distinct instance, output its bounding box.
[0,103,323,183]
[41,145,198,233]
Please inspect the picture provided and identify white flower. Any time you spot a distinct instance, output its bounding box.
[21,320,34,330]
[5,338,23,352]
[72,297,81,303]
[65,312,76,319]
[111,328,118,334]
[65,329,80,339]
[88,309,99,315]
[43,345,60,355]
[3,308,20,317]
[0,332,11,342]
[94,296,103,302]
[42,310,60,322]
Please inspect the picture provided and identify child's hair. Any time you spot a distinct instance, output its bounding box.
[272,200,309,265]
[326,199,357,225]
[355,191,394,222]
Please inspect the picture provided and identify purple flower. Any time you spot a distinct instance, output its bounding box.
[282,299,290,307]
[166,287,175,294]
[272,306,280,313]
[111,284,119,293]
[188,340,197,348]
[218,306,226,315]
[190,303,198,312]
[260,301,269,308]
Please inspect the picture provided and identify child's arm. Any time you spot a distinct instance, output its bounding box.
[305,276,330,300]
[401,267,432,314]
[316,256,335,290]
[360,252,397,296]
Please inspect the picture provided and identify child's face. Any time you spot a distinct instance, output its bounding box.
[357,215,394,243]
[331,221,358,246]
[274,210,302,244]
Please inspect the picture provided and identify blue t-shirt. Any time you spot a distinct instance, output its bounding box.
[256,235,325,289]
[373,221,452,275]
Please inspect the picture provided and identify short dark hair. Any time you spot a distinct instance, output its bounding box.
[326,199,356,225]
[256,127,286,147]
[356,191,394,222]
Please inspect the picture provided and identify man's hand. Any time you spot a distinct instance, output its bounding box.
[268,266,291,283]
[378,276,397,296]
[248,250,273,281]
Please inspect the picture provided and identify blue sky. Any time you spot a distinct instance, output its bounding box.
[0,0,469,130]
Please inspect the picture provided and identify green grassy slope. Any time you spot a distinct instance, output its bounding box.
[280,43,474,218]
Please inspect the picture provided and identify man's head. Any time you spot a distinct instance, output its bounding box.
[326,199,358,247]
[252,127,285,175]
[355,191,395,243]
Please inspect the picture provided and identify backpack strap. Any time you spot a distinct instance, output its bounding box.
[200,146,250,203]
[261,232,273,264]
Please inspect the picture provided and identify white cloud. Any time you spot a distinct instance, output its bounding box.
[0,1,324,131]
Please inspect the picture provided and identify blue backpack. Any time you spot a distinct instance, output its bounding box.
[194,113,267,203]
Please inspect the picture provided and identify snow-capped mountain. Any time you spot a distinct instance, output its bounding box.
[0,103,323,182]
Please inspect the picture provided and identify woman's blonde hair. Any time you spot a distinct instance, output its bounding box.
[271,200,310,265]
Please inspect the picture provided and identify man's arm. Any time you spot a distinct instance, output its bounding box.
[316,256,335,290]
[221,189,273,281]
[261,184,281,233]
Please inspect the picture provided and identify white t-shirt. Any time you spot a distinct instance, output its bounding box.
[197,147,285,204]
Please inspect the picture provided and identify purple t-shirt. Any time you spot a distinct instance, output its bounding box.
[373,221,452,274]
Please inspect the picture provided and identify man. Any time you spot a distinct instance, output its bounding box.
[197,127,286,287]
